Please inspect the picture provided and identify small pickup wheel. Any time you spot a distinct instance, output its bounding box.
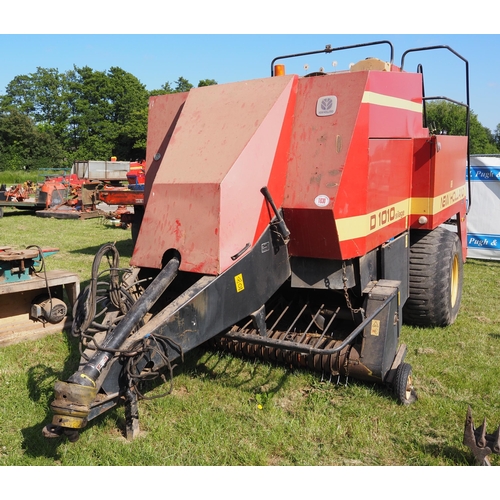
[394,362,417,405]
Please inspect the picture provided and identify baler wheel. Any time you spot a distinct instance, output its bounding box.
[394,362,417,405]
[403,227,463,327]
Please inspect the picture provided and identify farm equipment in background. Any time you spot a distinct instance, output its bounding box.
[95,161,146,227]
[0,246,79,347]
[43,40,470,442]
[0,175,71,217]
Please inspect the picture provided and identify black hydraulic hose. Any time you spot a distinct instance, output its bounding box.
[72,243,121,337]
[68,254,181,387]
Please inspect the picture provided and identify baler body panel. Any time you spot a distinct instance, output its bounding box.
[410,135,468,231]
[131,75,297,274]
[144,92,188,205]
[283,70,426,261]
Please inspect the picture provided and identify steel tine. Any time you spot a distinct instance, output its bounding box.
[492,425,500,454]
[477,417,487,448]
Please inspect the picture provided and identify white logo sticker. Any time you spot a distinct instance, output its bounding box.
[316,96,337,116]
[314,195,330,207]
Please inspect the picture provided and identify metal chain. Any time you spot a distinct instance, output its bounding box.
[342,261,365,317]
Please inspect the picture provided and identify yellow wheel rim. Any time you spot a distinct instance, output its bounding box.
[405,374,413,400]
[451,254,459,308]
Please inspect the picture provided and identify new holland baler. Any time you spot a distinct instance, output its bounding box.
[43,40,470,441]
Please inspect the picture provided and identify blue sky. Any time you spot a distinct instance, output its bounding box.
[1,5,499,132]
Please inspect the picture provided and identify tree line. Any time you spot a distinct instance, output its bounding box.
[0,65,499,172]
[0,66,217,171]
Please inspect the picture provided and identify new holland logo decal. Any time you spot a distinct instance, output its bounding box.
[316,96,337,117]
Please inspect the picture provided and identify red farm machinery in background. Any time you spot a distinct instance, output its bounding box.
[43,40,471,443]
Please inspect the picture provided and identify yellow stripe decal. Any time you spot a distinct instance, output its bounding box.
[336,185,466,242]
[362,91,422,113]
[411,185,467,215]
[336,199,410,241]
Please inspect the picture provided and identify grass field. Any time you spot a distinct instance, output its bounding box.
[0,206,499,467]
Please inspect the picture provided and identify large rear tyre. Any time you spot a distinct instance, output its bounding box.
[403,227,463,327]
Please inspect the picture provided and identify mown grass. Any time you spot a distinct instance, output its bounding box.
[0,207,499,466]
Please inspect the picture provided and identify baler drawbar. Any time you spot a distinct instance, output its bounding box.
[43,40,469,441]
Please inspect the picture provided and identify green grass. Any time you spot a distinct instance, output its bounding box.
[0,208,499,466]
[0,170,71,187]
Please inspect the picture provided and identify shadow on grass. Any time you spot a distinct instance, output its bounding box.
[69,233,134,259]
[423,443,475,465]
[194,344,397,404]
[0,208,38,217]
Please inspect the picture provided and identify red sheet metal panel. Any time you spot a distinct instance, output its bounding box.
[283,72,368,260]
[131,75,297,274]
[144,92,188,205]
[284,69,428,261]
[363,71,426,139]
[335,139,413,258]
[410,135,468,229]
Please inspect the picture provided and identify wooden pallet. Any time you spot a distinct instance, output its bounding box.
[0,270,80,347]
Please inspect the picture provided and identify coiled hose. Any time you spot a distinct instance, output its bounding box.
[72,243,122,337]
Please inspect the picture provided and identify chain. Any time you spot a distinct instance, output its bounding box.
[342,261,365,318]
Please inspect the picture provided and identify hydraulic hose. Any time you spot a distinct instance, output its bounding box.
[68,253,181,388]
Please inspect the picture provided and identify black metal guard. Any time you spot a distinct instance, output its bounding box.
[400,45,471,212]
[270,40,395,76]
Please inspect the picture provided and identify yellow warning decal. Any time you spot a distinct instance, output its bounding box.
[234,273,245,293]
[362,91,423,114]
[371,319,380,336]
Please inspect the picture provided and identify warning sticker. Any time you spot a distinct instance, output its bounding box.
[370,319,380,337]
[234,273,245,293]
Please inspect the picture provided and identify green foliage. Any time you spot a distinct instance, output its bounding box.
[0,108,66,171]
[0,68,217,168]
[425,101,500,154]
[198,79,218,87]
[149,76,217,96]
[64,65,150,161]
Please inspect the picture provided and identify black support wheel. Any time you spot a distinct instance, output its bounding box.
[394,362,417,405]
[403,227,463,327]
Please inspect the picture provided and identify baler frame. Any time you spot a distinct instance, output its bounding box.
[42,39,470,443]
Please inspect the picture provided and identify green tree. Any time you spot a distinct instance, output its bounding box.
[0,108,65,171]
[2,67,72,143]
[494,124,500,150]
[149,76,216,97]
[65,65,149,160]
[425,101,499,154]
[198,79,218,87]
[1,68,218,169]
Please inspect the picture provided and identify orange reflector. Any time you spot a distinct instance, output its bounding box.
[274,64,285,76]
